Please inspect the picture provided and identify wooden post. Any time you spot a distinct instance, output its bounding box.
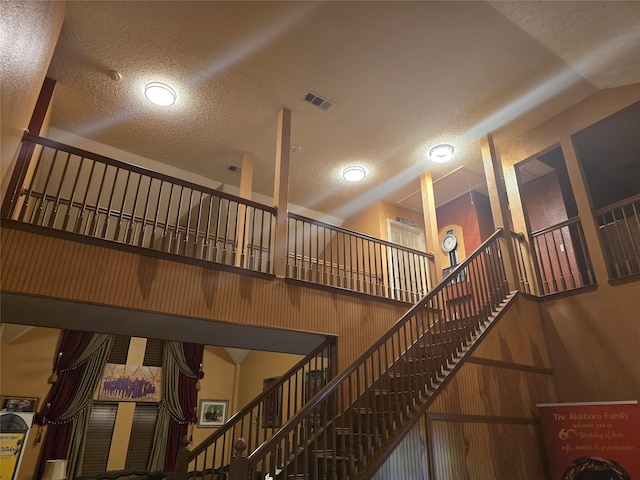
[480,134,519,293]
[173,435,191,480]
[229,438,248,480]
[2,77,56,218]
[234,152,254,268]
[272,108,291,278]
[420,172,442,286]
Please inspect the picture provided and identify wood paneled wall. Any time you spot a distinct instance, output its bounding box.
[1,225,408,370]
[376,295,556,479]
[425,295,556,479]
[373,416,428,480]
[427,420,546,480]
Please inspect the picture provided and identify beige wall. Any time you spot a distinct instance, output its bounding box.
[235,350,302,412]
[0,326,61,480]
[341,200,385,238]
[341,199,425,243]
[494,84,640,401]
[0,1,65,198]
[540,281,640,401]
[191,346,236,447]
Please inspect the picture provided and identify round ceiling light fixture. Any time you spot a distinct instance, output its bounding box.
[429,144,455,163]
[144,82,177,106]
[342,166,366,182]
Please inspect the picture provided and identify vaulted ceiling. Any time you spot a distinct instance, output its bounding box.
[46,1,640,220]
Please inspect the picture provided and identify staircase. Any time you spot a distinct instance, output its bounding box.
[175,229,516,480]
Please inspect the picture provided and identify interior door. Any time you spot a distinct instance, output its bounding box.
[387,220,428,302]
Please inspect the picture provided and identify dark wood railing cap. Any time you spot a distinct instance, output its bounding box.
[233,438,248,458]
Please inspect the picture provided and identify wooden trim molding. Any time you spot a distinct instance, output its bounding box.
[467,356,554,375]
[427,413,540,425]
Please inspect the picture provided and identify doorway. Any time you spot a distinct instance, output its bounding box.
[387,219,429,301]
[515,147,594,294]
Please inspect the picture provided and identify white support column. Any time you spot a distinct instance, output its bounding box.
[480,134,519,293]
[272,108,292,278]
[234,152,254,268]
[420,172,442,286]
[559,137,608,282]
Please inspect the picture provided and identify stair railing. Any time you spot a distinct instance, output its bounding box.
[238,229,512,480]
[174,337,336,480]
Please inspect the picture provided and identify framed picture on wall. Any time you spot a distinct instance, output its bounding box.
[198,399,229,427]
[1,395,39,412]
[261,376,282,429]
[97,363,162,403]
[305,369,328,428]
[304,369,328,402]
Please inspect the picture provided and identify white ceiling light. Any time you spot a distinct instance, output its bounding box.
[342,166,366,182]
[429,144,454,163]
[144,82,176,106]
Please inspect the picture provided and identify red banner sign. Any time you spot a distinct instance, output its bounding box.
[538,401,640,479]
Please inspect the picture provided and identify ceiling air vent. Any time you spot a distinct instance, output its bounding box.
[228,165,240,172]
[303,92,333,111]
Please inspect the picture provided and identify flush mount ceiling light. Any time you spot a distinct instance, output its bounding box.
[342,166,366,182]
[429,144,455,163]
[144,82,176,106]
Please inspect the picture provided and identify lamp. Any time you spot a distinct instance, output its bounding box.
[428,144,454,163]
[144,82,177,106]
[42,460,67,480]
[342,166,366,182]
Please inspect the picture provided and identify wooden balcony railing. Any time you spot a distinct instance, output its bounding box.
[595,194,640,281]
[287,213,435,303]
[530,217,595,295]
[2,133,275,274]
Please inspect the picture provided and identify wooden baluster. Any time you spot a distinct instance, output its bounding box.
[74,159,97,234]
[61,155,86,232]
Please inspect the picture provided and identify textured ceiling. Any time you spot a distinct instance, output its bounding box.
[46,1,640,219]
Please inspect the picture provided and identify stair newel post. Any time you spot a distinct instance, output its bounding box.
[229,438,249,480]
[174,435,191,480]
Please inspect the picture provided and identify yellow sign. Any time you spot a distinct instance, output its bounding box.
[0,432,26,480]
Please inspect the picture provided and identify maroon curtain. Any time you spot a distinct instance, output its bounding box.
[163,342,204,472]
[35,330,95,479]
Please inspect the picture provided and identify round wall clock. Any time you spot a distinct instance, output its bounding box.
[441,232,458,253]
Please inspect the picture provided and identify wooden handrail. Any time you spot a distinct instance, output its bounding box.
[11,133,277,214]
[288,212,435,259]
[529,216,581,237]
[594,193,640,216]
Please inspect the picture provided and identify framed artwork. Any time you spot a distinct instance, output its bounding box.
[198,399,229,427]
[98,363,162,402]
[305,369,329,428]
[305,369,328,402]
[1,396,39,412]
[261,376,282,429]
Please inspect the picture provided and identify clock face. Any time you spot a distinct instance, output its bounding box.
[442,233,457,252]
